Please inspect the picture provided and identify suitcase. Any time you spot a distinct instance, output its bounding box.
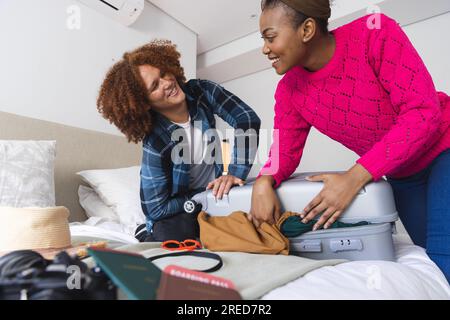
[184,172,399,261]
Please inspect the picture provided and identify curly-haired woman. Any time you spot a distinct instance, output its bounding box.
[250,0,450,281]
[97,40,261,242]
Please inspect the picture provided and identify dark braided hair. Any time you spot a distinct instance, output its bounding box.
[261,0,329,34]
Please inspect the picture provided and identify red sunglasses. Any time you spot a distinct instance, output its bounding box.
[161,239,202,251]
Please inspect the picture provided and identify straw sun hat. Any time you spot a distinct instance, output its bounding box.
[0,206,71,252]
[0,206,107,259]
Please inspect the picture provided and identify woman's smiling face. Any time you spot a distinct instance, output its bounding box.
[259,5,314,75]
[138,64,185,111]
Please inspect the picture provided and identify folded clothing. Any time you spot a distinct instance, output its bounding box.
[198,211,370,255]
[198,211,289,255]
[276,212,369,238]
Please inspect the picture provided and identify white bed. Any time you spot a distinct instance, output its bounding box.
[263,234,450,299]
[70,219,450,300]
[3,111,448,300]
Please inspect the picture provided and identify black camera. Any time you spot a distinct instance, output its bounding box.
[0,250,117,300]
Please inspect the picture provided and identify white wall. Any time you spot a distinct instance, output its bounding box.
[219,12,450,178]
[403,13,450,94]
[197,0,450,84]
[0,0,197,135]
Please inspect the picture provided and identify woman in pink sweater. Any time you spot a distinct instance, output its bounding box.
[251,0,450,281]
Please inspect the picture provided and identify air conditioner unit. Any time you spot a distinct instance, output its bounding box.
[77,0,145,26]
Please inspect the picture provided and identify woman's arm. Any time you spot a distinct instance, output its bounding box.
[250,79,311,225]
[140,144,190,223]
[302,14,443,229]
[358,14,443,181]
[301,164,372,230]
[258,79,312,188]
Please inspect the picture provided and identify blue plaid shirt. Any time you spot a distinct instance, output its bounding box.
[140,79,261,231]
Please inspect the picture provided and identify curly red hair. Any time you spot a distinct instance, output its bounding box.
[97,39,186,143]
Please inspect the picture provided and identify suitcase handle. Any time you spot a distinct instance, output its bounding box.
[291,240,322,253]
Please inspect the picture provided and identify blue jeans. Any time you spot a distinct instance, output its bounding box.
[388,149,450,283]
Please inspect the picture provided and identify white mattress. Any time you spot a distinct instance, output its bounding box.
[70,220,450,299]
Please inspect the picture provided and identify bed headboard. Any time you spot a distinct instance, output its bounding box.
[0,111,142,222]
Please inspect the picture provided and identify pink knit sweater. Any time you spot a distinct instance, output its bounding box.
[260,14,450,187]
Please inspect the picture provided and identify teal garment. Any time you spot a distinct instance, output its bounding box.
[280,216,369,238]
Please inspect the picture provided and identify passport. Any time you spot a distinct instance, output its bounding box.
[87,248,242,300]
[87,248,162,300]
[157,265,242,300]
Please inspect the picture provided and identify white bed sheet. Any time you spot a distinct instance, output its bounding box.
[262,234,450,299]
[70,217,139,245]
[69,220,450,299]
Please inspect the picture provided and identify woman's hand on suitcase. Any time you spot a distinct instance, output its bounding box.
[249,175,282,227]
[206,175,245,200]
[301,164,372,231]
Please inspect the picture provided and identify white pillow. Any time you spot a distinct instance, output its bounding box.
[0,140,56,207]
[78,185,118,222]
[76,166,146,233]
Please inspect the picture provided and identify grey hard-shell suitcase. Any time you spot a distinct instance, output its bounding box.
[184,172,399,261]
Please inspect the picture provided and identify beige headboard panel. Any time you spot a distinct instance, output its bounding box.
[0,111,142,222]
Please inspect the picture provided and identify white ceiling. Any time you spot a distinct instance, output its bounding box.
[146,0,390,54]
[148,0,261,54]
[146,0,450,83]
